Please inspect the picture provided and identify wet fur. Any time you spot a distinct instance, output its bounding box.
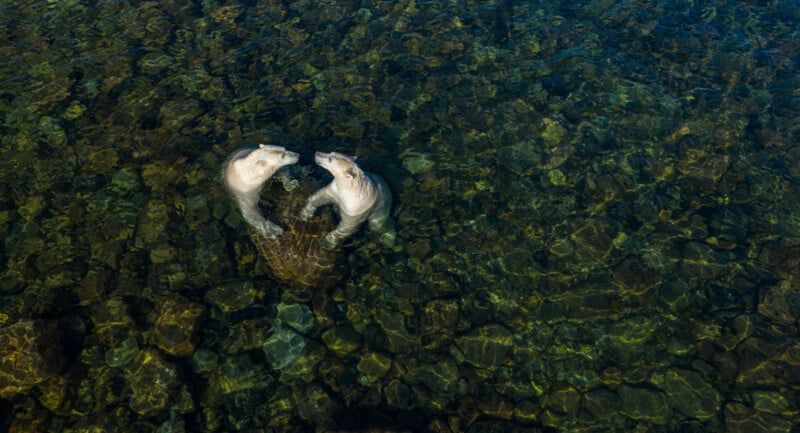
[221,144,299,238]
[301,151,396,248]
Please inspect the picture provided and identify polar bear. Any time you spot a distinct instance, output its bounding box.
[221,144,299,238]
[300,151,396,249]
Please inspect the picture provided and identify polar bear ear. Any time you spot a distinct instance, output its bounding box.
[259,144,267,149]
[344,168,356,179]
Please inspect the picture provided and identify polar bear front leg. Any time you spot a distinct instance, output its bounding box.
[239,201,284,238]
[233,194,284,238]
[300,187,335,221]
[321,214,367,249]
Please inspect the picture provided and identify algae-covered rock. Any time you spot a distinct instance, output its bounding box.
[204,280,260,313]
[263,326,306,370]
[204,355,272,406]
[124,347,181,415]
[104,336,139,368]
[357,352,393,381]
[295,384,340,424]
[583,388,622,421]
[608,316,658,352]
[0,320,62,398]
[321,326,362,357]
[656,368,721,419]
[377,311,418,354]
[455,324,513,371]
[618,384,671,424]
[150,296,206,357]
[548,386,580,417]
[752,390,791,415]
[385,379,415,410]
[419,299,460,350]
[724,402,792,433]
[190,348,219,375]
[250,184,342,298]
[276,303,315,334]
[415,359,463,403]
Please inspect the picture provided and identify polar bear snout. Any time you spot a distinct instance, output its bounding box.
[314,151,356,174]
[314,151,331,168]
[282,149,300,165]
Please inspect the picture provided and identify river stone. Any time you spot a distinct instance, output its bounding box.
[385,379,415,410]
[296,384,339,423]
[281,340,326,381]
[276,303,315,334]
[262,326,305,370]
[657,368,721,419]
[321,325,362,357]
[0,320,62,398]
[609,316,658,348]
[357,352,393,381]
[724,402,792,433]
[104,336,139,368]
[203,281,258,313]
[416,359,462,401]
[618,384,671,424]
[205,355,271,405]
[548,386,580,417]
[455,324,513,370]
[190,348,219,375]
[583,388,622,421]
[420,299,460,350]
[757,281,800,325]
[124,347,181,415]
[150,296,206,357]
[752,390,790,415]
[377,311,417,354]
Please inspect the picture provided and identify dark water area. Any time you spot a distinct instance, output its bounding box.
[1,0,799,432]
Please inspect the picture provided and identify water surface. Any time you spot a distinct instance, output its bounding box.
[1,1,799,432]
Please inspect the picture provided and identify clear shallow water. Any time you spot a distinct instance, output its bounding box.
[1,0,799,432]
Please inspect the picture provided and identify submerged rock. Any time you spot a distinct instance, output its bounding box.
[357,352,393,381]
[455,324,513,371]
[276,303,315,334]
[251,181,342,299]
[618,384,671,424]
[150,296,206,357]
[321,325,362,357]
[724,402,792,433]
[656,368,721,419]
[263,326,306,370]
[124,347,181,415]
[0,320,62,398]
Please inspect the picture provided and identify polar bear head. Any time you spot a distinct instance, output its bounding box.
[224,144,299,194]
[314,151,363,182]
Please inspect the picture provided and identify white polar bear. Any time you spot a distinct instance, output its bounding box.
[221,144,299,238]
[300,151,396,249]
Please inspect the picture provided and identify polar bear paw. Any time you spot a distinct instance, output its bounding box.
[319,233,338,250]
[257,220,284,239]
[299,205,316,221]
[379,230,396,248]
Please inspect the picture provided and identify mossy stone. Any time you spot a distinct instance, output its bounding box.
[455,324,513,371]
[357,352,392,381]
[657,368,721,419]
[618,384,671,424]
[104,337,139,368]
[321,326,362,357]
